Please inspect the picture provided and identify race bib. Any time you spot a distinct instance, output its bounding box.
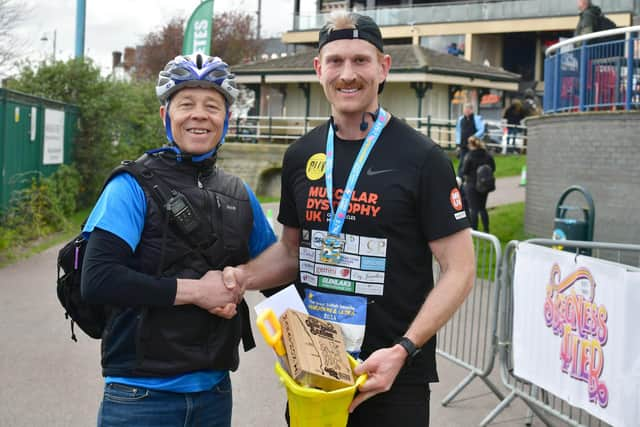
[304,289,367,357]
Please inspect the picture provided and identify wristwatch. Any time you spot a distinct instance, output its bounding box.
[393,336,421,365]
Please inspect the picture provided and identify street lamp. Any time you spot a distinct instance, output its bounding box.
[40,30,57,61]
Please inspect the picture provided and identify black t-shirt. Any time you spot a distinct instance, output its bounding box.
[278,116,470,384]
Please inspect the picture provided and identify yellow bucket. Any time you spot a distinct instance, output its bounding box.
[274,355,367,427]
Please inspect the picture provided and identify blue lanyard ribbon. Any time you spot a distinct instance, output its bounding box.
[325,107,390,236]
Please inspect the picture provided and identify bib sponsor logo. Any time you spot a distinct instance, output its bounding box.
[300,260,315,273]
[318,276,355,293]
[315,264,351,279]
[316,251,361,269]
[359,237,387,257]
[351,269,385,283]
[306,153,326,181]
[311,230,328,249]
[355,282,384,296]
[300,247,316,262]
[450,188,463,212]
[301,272,318,287]
[361,256,386,271]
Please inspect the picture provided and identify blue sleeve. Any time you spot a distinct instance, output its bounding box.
[82,173,146,252]
[244,183,276,258]
[474,115,486,138]
[455,117,461,146]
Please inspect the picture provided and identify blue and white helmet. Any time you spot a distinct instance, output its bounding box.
[156,53,239,105]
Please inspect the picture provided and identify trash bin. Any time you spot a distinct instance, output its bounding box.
[552,185,595,255]
[275,355,367,427]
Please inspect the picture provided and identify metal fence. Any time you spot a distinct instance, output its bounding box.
[436,230,505,407]
[294,0,638,31]
[226,115,527,153]
[544,26,640,113]
[480,239,640,427]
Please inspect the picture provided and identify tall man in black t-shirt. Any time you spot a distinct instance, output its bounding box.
[223,11,475,427]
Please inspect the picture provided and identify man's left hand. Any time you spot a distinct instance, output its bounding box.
[349,344,408,413]
[211,303,238,319]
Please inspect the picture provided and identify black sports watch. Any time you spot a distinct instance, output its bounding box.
[393,336,421,364]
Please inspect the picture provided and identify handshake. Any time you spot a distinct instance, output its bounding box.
[181,267,246,319]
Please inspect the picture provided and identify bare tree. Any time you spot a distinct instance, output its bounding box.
[0,0,28,76]
[134,11,263,80]
[210,11,263,66]
[134,17,185,80]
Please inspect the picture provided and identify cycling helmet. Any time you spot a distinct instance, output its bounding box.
[156,53,239,105]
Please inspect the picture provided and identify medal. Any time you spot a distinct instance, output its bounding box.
[323,107,390,260]
[320,234,345,264]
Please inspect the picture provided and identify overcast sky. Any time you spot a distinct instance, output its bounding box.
[14,0,301,74]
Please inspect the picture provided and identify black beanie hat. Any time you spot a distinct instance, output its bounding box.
[318,13,384,53]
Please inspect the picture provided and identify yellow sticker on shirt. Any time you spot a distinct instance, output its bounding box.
[306,153,326,181]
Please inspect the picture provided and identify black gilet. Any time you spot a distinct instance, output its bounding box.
[101,151,253,377]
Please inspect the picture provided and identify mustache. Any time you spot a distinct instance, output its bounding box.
[334,81,365,90]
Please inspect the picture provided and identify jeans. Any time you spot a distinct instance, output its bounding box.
[467,187,489,232]
[457,147,469,177]
[506,127,520,146]
[97,375,232,427]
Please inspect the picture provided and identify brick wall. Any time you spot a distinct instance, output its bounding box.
[217,143,287,198]
[525,111,640,245]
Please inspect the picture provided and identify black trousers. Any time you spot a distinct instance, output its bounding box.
[286,383,431,427]
[466,187,489,232]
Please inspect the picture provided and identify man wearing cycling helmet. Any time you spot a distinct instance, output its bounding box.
[223,11,475,426]
[81,53,276,427]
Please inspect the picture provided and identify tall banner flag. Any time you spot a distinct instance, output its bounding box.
[512,243,640,426]
[183,0,214,55]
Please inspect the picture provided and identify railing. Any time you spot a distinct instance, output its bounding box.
[544,25,640,113]
[294,0,638,31]
[226,115,527,153]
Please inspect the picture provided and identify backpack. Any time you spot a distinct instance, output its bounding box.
[56,158,201,341]
[595,14,617,32]
[476,163,496,193]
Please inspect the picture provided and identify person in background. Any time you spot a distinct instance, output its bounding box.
[502,99,525,151]
[575,0,601,36]
[455,102,485,177]
[447,42,464,56]
[462,136,496,232]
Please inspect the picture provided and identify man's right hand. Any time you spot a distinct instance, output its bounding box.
[175,270,244,315]
[196,270,243,311]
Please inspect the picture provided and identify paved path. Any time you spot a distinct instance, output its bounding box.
[488,176,525,209]
[0,177,535,427]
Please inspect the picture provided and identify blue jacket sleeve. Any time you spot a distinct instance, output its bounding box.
[244,183,277,258]
[82,173,146,252]
[474,115,486,138]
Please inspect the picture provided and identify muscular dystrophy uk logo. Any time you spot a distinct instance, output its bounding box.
[543,263,609,408]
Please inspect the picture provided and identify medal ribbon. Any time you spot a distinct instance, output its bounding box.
[325,107,390,236]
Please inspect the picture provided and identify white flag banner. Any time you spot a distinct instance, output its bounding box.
[512,243,640,426]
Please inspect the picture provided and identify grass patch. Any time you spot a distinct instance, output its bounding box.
[452,154,526,178]
[0,207,91,268]
[489,201,530,247]
[258,196,280,204]
[474,202,529,280]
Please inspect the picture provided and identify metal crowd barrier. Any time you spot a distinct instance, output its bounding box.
[481,239,640,427]
[544,25,640,113]
[436,230,504,406]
